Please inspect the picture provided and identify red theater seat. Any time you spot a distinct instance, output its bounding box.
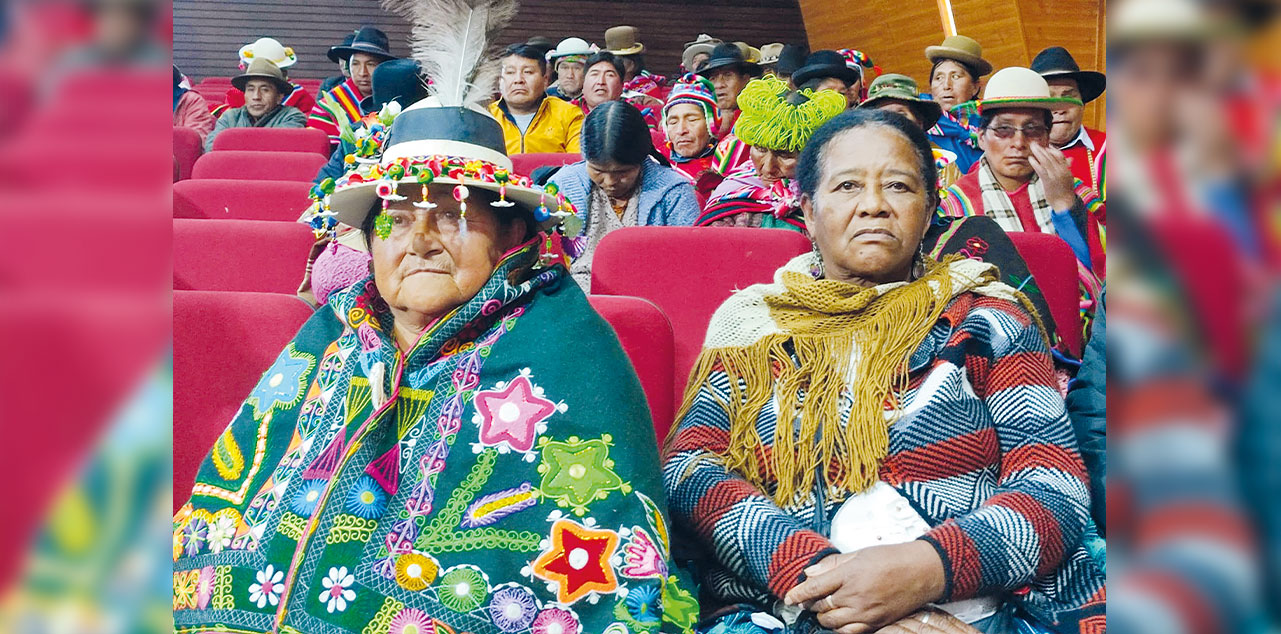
[173,126,202,181]
[591,226,812,410]
[173,179,314,221]
[211,127,333,155]
[173,218,315,293]
[192,150,327,182]
[510,153,579,177]
[172,290,316,510]
[587,295,676,442]
[1007,232,1085,357]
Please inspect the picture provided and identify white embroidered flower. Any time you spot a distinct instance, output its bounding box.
[248,565,283,608]
[318,566,356,613]
[205,515,237,554]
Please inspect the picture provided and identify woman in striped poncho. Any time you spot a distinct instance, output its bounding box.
[663,108,1104,634]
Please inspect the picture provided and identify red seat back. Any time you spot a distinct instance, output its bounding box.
[172,290,316,510]
[1007,232,1084,356]
[586,295,676,442]
[211,127,333,155]
[591,226,812,410]
[510,153,580,176]
[191,150,327,182]
[0,71,33,138]
[173,218,315,293]
[173,179,314,221]
[173,126,203,181]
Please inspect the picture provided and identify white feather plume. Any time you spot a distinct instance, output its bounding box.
[381,0,518,111]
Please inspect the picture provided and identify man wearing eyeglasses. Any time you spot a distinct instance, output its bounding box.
[938,67,1105,279]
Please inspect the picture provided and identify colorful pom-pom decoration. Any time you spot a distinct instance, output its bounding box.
[375,180,405,201]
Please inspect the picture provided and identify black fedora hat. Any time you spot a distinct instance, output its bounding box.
[774,43,808,78]
[1030,46,1106,104]
[696,42,762,77]
[327,31,357,63]
[328,26,397,63]
[368,59,429,110]
[791,49,861,88]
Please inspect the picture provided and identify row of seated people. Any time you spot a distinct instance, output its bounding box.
[173,39,1108,633]
[171,18,1113,634]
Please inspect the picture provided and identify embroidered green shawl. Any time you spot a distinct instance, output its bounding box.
[173,244,697,634]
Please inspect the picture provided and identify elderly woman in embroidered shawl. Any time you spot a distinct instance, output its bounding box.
[664,109,1104,634]
[172,81,697,634]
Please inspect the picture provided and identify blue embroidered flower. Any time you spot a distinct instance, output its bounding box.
[624,584,661,625]
[291,479,327,517]
[345,475,389,519]
[247,345,315,418]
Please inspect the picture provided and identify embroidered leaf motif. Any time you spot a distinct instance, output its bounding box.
[212,430,245,481]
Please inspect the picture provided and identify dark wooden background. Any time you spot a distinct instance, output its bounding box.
[173,0,809,82]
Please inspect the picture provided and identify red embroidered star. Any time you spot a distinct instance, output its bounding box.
[473,375,556,452]
[532,519,620,604]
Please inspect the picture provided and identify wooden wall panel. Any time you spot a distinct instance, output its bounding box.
[173,0,807,84]
[796,0,1105,129]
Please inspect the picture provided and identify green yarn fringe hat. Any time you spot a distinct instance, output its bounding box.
[733,74,847,153]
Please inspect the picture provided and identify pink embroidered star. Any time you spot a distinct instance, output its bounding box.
[474,375,556,452]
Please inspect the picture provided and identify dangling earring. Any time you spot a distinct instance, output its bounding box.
[911,241,928,280]
[810,239,825,279]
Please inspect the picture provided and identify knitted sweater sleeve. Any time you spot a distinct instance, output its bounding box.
[655,178,702,227]
[919,297,1092,601]
[663,370,836,599]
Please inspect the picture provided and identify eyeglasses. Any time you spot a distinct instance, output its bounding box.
[985,124,1049,141]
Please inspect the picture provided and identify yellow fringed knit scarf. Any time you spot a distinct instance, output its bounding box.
[673,253,1041,507]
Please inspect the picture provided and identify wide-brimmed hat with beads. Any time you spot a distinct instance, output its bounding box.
[307,98,578,237]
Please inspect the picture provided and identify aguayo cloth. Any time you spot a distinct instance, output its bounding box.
[663,255,1105,634]
[697,162,805,232]
[173,244,698,634]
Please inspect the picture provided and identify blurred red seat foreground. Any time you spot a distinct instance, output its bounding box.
[173,218,315,293]
[191,150,326,182]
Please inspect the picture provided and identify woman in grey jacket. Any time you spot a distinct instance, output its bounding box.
[549,101,700,290]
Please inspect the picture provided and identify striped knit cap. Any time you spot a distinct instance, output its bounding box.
[663,73,720,132]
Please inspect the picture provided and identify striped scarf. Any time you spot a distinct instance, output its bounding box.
[976,156,1056,234]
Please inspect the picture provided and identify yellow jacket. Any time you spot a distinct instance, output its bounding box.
[488,96,584,155]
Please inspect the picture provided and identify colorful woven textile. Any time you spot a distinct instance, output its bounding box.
[308,77,366,146]
[174,244,697,634]
[697,162,805,232]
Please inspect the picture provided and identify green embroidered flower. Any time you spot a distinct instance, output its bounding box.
[437,566,488,612]
[536,435,632,516]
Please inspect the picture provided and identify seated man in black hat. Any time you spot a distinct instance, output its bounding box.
[791,49,863,109]
[308,25,397,148]
[696,42,761,142]
[204,59,306,153]
[1032,46,1107,203]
